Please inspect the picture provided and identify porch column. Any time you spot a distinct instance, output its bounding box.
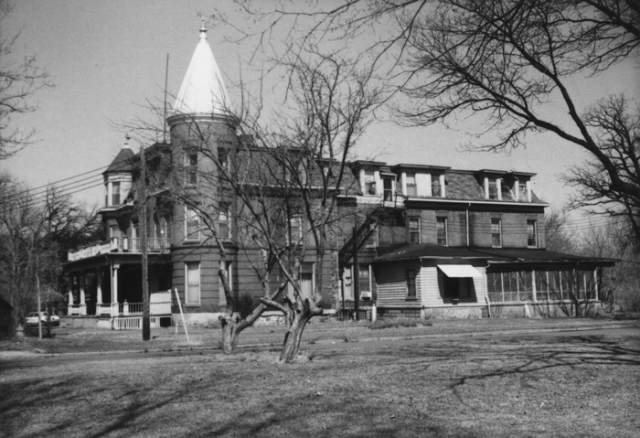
[79,274,87,315]
[439,174,446,197]
[112,264,119,315]
[96,267,103,315]
[496,178,502,200]
[67,276,74,315]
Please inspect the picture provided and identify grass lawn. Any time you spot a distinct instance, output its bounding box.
[1,317,636,355]
[0,328,638,437]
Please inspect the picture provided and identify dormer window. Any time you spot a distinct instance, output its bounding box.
[363,170,376,195]
[383,177,394,201]
[519,182,527,201]
[432,178,441,197]
[488,178,498,200]
[482,176,502,200]
[406,173,417,196]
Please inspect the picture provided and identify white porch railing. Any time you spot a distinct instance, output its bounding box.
[130,238,170,253]
[68,242,112,262]
[67,238,169,262]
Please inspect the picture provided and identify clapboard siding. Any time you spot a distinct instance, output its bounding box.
[374,261,421,308]
[421,265,487,307]
[421,267,441,307]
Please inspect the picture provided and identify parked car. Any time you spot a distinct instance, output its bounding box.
[25,312,60,327]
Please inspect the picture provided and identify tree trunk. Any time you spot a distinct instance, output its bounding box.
[220,316,240,354]
[279,311,312,363]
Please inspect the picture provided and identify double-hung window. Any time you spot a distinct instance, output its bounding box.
[185,262,200,305]
[491,218,502,248]
[437,217,448,246]
[518,182,527,201]
[527,220,537,247]
[488,178,498,200]
[112,182,121,206]
[406,269,417,298]
[406,173,417,196]
[185,205,200,241]
[409,217,421,244]
[219,203,230,239]
[431,178,441,197]
[288,215,302,244]
[363,170,376,195]
[186,151,198,185]
[383,178,393,201]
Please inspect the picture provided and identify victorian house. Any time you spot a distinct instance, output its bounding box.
[62,25,615,329]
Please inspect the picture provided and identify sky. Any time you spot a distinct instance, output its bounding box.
[3,0,639,230]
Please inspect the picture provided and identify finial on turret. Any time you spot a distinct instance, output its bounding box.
[123,134,131,149]
[199,15,207,39]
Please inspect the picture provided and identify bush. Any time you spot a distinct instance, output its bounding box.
[615,288,640,313]
[237,293,255,319]
[367,318,431,330]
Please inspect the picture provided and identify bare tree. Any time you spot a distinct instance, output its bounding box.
[0,0,51,159]
[545,210,579,254]
[162,49,379,361]
[579,217,640,312]
[221,0,640,242]
[166,127,297,355]
[264,51,381,362]
[563,96,640,242]
[0,175,97,334]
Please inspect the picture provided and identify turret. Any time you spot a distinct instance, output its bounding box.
[103,135,134,208]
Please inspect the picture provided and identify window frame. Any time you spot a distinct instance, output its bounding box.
[363,169,376,195]
[518,182,527,201]
[406,268,417,299]
[488,178,498,200]
[185,150,198,185]
[436,217,448,246]
[491,218,502,248]
[409,217,421,244]
[431,177,441,197]
[288,214,303,245]
[185,205,200,241]
[383,177,394,201]
[185,262,201,305]
[406,172,417,197]
[219,202,231,240]
[359,264,371,293]
[111,182,121,206]
[527,220,538,247]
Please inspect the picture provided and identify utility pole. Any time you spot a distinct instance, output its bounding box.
[35,253,42,340]
[140,143,150,341]
[352,225,360,321]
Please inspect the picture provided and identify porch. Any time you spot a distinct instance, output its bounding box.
[64,243,173,330]
[66,291,173,330]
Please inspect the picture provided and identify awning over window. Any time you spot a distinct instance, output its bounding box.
[437,264,482,278]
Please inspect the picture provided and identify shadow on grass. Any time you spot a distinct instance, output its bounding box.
[1,333,638,438]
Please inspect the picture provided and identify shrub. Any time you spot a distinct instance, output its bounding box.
[367,318,430,330]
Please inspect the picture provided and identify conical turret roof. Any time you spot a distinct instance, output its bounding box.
[173,24,231,116]
[104,138,135,174]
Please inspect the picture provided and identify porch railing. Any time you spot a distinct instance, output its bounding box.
[67,238,169,261]
[130,238,170,253]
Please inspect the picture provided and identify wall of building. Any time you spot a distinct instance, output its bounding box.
[373,260,422,309]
